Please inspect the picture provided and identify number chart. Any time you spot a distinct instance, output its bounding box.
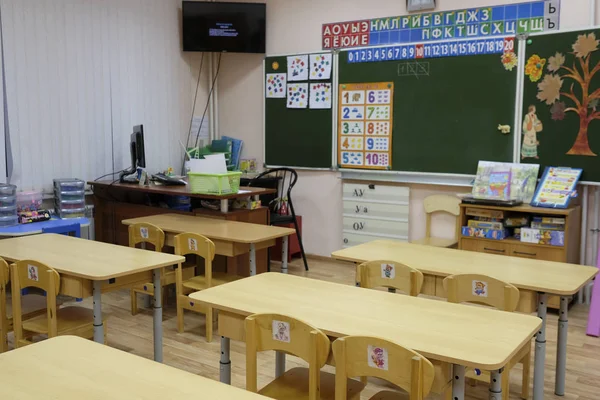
[339,82,394,170]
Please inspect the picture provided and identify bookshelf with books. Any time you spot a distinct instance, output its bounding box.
[458,203,582,309]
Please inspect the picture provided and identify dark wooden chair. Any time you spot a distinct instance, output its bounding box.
[249,168,309,271]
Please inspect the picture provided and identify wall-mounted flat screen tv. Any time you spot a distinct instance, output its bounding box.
[182,1,266,53]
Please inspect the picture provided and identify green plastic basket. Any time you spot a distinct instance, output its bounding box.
[188,171,242,195]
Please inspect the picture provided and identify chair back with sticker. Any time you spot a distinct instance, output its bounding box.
[245,313,330,399]
[11,260,60,342]
[174,232,214,284]
[358,260,423,296]
[443,273,520,312]
[332,336,434,400]
[128,223,164,252]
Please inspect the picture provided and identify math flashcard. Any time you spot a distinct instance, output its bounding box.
[309,82,332,109]
[266,73,286,98]
[287,55,308,81]
[309,53,332,80]
[287,83,308,108]
[338,82,394,170]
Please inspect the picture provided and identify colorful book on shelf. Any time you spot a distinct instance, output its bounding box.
[472,161,540,203]
[530,166,582,209]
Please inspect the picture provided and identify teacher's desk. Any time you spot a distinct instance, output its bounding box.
[89,180,276,275]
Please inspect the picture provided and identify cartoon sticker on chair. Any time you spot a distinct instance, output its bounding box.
[27,265,39,282]
[472,280,488,297]
[368,345,388,371]
[380,263,395,279]
[140,227,149,239]
[272,320,290,343]
[188,238,198,251]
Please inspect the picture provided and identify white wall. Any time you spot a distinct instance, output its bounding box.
[214,0,598,258]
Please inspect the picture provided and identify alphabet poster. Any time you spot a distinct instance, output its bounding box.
[266,73,286,98]
[287,83,308,108]
[338,82,394,169]
[287,55,308,81]
[309,82,332,109]
[310,53,332,80]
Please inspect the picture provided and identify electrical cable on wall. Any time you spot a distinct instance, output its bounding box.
[180,54,205,174]
[194,53,222,149]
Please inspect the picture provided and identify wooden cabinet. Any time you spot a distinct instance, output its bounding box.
[458,203,581,309]
[342,180,410,248]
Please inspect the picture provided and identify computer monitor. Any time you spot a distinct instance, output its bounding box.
[131,125,146,169]
[120,125,146,183]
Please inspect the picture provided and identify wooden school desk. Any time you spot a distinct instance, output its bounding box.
[331,240,599,400]
[122,213,296,274]
[0,336,269,399]
[190,273,541,400]
[0,234,184,362]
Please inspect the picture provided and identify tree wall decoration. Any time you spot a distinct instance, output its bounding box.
[532,32,600,156]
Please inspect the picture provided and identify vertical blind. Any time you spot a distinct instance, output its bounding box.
[0,0,194,192]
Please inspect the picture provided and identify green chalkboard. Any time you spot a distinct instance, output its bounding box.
[522,29,600,182]
[338,52,517,174]
[264,55,333,168]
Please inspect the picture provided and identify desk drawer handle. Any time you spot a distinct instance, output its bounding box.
[514,251,537,257]
[483,247,505,253]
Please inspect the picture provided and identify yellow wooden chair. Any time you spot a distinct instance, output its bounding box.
[0,258,9,352]
[332,336,435,400]
[411,195,460,248]
[443,274,530,399]
[129,222,170,315]
[358,260,424,296]
[246,313,365,400]
[11,260,104,347]
[174,232,242,342]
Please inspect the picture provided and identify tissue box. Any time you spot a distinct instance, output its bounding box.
[232,199,261,210]
[461,226,508,240]
[520,228,565,246]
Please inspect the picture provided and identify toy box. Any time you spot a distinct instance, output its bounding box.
[520,228,565,246]
[504,215,530,227]
[530,221,564,231]
[461,226,508,240]
[467,220,503,230]
[465,208,504,220]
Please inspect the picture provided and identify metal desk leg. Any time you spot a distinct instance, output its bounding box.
[281,236,289,274]
[275,351,286,378]
[452,364,465,400]
[153,268,163,363]
[92,280,104,343]
[249,244,257,276]
[555,296,569,396]
[533,292,547,400]
[220,199,229,213]
[220,336,231,384]
[489,369,503,400]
